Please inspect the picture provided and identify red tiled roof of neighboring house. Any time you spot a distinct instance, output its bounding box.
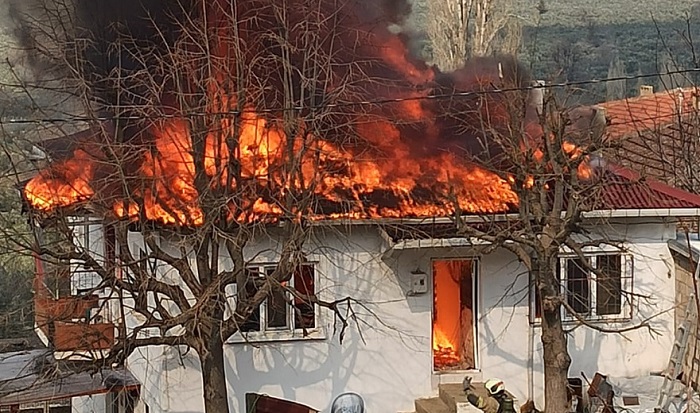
[599,87,696,138]
[600,164,700,209]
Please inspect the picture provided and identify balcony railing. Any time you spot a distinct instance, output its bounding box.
[34,282,116,354]
[52,321,115,352]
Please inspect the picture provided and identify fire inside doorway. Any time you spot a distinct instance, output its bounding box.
[432,259,476,371]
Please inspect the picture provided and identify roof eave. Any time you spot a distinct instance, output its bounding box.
[310,208,700,226]
[582,208,700,218]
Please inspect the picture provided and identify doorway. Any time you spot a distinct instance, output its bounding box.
[432,259,477,371]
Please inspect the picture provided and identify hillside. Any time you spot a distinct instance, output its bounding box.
[411,0,700,103]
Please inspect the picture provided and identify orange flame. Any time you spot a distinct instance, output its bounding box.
[22,7,592,225]
[433,326,460,368]
[26,108,524,225]
[24,118,592,225]
[25,149,96,211]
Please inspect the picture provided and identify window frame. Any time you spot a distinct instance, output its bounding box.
[68,216,104,297]
[530,252,634,324]
[227,261,325,343]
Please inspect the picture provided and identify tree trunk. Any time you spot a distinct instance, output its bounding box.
[537,254,571,413]
[201,337,229,413]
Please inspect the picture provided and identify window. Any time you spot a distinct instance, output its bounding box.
[561,254,631,320]
[566,258,590,315]
[233,263,319,340]
[531,253,632,322]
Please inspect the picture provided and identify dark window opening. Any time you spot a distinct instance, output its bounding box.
[240,269,261,332]
[265,268,289,329]
[596,255,622,316]
[294,265,316,329]
[239,264,317,334]
[566,258,590,315]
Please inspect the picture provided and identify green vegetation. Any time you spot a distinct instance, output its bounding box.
[518,0,700,102]
[521,21,700,102]
[0,124,41,339]
[412,0,700,103]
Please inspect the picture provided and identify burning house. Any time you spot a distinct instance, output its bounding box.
[13,0,700,412]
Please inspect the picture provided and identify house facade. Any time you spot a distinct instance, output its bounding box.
[54,208,691,413]
[21,92,700,412]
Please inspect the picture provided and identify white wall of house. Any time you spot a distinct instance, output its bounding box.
[79,219,677,413]
[128,345,205,413]
[72,394,107,413]
[565,221,676,381]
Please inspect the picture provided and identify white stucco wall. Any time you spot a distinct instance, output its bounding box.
[72,394,107,413]
[86,220,678,413]
[565,221,676,379]
[129,345,205,413]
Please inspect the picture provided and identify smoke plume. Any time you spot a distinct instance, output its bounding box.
[18,0,540,222]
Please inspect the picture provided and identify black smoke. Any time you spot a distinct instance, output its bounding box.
[9,0,537,165]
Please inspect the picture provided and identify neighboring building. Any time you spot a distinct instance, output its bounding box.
[0,348,140,413]
[668,234,700,392]
[599,85,695,140]
[600,85,700,193]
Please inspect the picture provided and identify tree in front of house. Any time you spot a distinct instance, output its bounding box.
[12,1,431,412]
[438,68,660,412]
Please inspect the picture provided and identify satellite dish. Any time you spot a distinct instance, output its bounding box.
[330,392,365,413]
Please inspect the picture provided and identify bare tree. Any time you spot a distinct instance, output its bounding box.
[424,0,519,70]
[8,1,422,412]
[432,62,659,412]
[2,1,680,412]
[659,52,690,91]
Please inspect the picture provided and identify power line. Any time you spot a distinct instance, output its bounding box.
[2,67,700,125]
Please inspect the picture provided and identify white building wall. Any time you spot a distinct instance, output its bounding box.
[223,226,432,413]
[565,221,676,379]
[128,346,205,413]
[106,221,677,413]
[72,394,107,413]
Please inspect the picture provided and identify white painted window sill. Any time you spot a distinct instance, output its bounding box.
[563,316,633,324]
[531,316,634,326]
[226,328,326,344]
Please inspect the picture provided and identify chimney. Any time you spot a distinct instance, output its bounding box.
[639,85,654,96]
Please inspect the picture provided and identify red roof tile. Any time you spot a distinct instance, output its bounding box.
[599,164,700,210]
[599,88,696,138]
